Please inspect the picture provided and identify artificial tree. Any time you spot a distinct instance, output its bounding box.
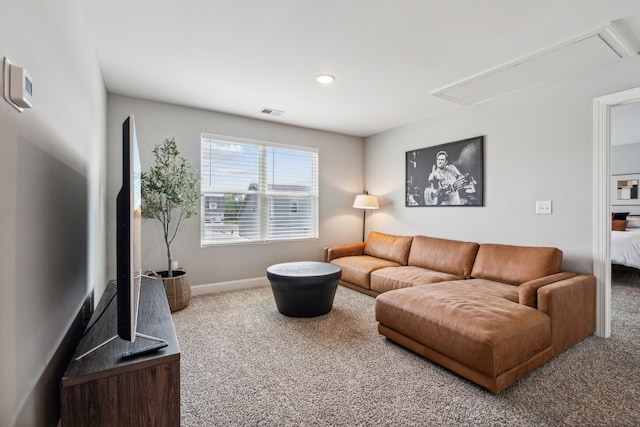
[141,137,200,277]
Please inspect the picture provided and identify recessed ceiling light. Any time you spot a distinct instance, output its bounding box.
[315,74,335,84]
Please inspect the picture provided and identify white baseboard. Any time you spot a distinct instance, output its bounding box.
[191,276,270,296]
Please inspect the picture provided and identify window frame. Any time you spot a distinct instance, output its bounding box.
[200,134,319,246]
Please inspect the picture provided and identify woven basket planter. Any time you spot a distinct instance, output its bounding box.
[157,270,192,312]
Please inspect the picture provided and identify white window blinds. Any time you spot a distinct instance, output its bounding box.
[201,134,318,246]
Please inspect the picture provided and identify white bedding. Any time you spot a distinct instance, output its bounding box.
[611,228,640,269]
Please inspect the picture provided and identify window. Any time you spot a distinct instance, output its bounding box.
[201,134,318,246]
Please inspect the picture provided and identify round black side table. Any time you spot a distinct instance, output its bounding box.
[266,261,342,317]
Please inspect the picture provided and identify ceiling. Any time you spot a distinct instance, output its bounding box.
[83,1,640,138]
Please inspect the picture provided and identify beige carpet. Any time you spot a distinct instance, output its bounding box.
[172,270,640,426]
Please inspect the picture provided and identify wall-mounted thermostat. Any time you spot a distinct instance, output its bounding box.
[3,57,33,112]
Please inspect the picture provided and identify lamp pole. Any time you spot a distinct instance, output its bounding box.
[353,191,379,242]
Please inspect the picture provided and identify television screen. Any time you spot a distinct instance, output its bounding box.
[116,114,142,342]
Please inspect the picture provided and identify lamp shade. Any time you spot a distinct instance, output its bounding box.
[353,194,379,209]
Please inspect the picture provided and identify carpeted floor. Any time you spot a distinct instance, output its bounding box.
[172,270,640,426]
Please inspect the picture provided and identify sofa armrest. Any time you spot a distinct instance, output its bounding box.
[518,272,577,307]
[326,242,365,262]
[537,274,596,356]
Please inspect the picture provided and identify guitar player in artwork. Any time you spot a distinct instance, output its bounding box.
[425,150,476,205]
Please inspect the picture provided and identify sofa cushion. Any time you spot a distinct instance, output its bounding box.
[442,279,519,303]
[330,255,400,290]
[375,284,551,378]
[370,266,460,293]
[408,235,479,278]
[471,244,562,285]
[364,231,413,265]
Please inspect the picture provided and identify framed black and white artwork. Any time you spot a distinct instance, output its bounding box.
[611,173,640,205]
[406,136,484,207]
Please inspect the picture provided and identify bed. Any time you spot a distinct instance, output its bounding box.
[611,215,640,270]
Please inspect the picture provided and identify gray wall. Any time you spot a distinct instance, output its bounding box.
[612,142,640,175]
[0,1,107,426]
[107,95,364,285]
[365,56,640,274]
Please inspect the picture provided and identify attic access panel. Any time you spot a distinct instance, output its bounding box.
[431,26,636,106]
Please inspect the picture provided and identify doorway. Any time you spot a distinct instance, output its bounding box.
[593,86,640,338]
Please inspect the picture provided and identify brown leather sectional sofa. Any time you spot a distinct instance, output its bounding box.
[326,231,596,393]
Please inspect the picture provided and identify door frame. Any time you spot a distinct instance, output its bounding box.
[593,86,640,337]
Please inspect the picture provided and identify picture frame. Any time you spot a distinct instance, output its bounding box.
[406,136,484,207]
[611,173,640,205]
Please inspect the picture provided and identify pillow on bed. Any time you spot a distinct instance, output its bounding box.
[627,216,640,228]
[612,219,627,231]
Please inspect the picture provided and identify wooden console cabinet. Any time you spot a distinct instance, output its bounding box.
[61,277,180,426]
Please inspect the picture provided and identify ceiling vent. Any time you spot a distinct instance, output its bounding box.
[260,107,284,116]
[431,25,638,106]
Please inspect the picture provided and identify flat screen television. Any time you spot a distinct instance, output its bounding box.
[116,114,142,342]
[74,115,165,361]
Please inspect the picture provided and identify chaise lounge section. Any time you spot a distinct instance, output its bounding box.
[326,231,596,393]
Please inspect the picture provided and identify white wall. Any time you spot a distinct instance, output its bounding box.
[107,95,364,286]
[0,1,106,426]
[365,56,640,274]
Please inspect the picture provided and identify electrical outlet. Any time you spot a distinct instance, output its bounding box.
[536,200,552,214]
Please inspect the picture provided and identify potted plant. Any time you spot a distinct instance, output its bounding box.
[141,137,200,311]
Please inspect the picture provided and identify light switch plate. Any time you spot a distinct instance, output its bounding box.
[536,200,552,214]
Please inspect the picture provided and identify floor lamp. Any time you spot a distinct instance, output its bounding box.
[353,193,379,242]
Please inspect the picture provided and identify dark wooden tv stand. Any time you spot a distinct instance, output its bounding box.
[61,277,180,426]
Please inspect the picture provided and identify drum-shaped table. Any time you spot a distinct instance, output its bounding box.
[266,261,342,317]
